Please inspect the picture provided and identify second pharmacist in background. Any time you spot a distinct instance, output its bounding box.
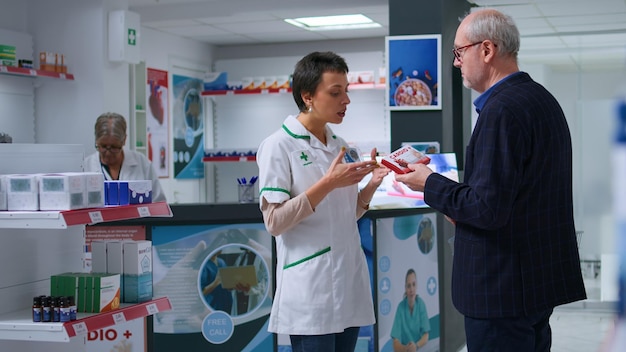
[84,112,166,202]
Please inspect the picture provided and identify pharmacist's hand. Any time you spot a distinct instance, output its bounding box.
[368,148,389,187]
[153,241,209,333]
[394,163,433,192]
[324,149,378,188]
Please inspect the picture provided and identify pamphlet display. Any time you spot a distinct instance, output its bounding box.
[360,153,458,209]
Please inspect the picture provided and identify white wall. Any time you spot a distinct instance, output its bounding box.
[30,0,111,153]
[549,69,625,258]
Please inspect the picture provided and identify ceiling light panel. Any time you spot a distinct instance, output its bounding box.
[285,14,381,31]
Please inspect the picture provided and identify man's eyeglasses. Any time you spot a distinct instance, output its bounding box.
[452,41,483,61]
[95,145,123,154]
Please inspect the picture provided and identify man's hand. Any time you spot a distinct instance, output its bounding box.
[393,163,433,192]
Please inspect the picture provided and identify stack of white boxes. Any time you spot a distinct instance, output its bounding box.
[6,174,39,210]
[91,239,152,303]
[0,172,105,211]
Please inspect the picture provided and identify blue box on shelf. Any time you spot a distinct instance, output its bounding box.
[203,71,228,91]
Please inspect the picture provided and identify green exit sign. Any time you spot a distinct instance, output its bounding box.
[128,29,136,46]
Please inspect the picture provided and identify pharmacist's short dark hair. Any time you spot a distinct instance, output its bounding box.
[94,112,127,142]
[292,51,349,112]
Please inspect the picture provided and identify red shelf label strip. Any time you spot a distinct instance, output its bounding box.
[0,65,74,80]
[64,297,172,338]
[61,202,172,226]
[202,156,256,162]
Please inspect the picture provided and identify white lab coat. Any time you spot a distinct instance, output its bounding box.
[257,115,375,335]
[84,149,166,202]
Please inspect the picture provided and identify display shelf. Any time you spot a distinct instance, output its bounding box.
[0,202,173,229]
[0,297,171,342]
[202,87,291,96]
[203,155,256,162]
[203,148,257,162]
[0,65,75,80]
[201,82,384,96]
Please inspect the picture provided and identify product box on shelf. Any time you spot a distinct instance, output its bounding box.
[381,145,431,174]
[203,71,228,91]
[92,273,121,313]
[50,272,80,310]
[55,54,67,74]
[264,76,277,89]
[38,172,86,211]
[39,51,56,71]
[0,175,7,210]
[123,240,152,303]
[18,59,33,68]
[104,180,152,205]
[104,180,129,205]
[77,274,92,313]
[84,172,105,208]
[276,75,291,89]
[127,180,152,204]
[106,240,125,301]
[51,272,121,313]
[0,44,16,67]
[241,76,255,90]
[6,174,39,211]
[91,240,108,273]
[348,70,375,85]
[227,80,243,90]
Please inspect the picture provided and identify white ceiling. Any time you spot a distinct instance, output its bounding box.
[129,0,626,70]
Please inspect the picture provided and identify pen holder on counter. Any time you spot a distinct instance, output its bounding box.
[238,184,255,203]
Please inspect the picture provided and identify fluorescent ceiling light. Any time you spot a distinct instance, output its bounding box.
[285,14,381,31]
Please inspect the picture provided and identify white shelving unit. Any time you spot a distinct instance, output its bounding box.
[0,297,171,343]
[0,144,172,350]
[0,65,75,80]
[201,78,387,203]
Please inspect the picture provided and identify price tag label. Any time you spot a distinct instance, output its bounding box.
[88,211,104,224]
[279,88,288,93]
[137,206,151,217]
[146,303,159,315]
[260,89,269,95]
[29,69,36,76]
[72,322,88,336]
[0,66,7,73]
[60,73,66,79]
[113,311,126,324]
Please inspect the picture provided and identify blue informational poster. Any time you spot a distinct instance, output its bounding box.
[172,74,205,179]
[151,223,273,351]
[376,213,440,352]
